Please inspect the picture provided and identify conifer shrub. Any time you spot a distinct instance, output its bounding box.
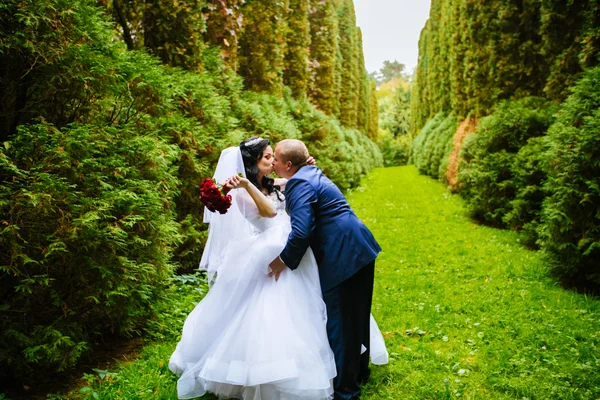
[0,0,382,385]
[538,65,600,287]
[410,112,445,171]
[0,121,180,380]
[503,136,549,247]
[458,97,555,227]
[410,112,458,179]
[425,114,459,179]
[377,132,411,167]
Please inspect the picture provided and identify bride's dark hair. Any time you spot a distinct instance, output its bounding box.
[239,136,281,197]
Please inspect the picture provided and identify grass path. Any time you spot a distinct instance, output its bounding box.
[63,166,599,399]
[355,166,599,399]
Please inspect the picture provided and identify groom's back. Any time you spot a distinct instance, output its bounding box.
[287,166,380,291]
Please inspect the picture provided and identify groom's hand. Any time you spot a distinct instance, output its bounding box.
[268,256,287,281]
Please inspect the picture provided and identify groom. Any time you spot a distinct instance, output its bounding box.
[269,139,381,400]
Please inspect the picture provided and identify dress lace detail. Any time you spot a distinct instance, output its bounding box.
[245,192,288,233]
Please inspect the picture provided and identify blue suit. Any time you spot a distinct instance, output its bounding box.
[280,166,380,290]
[280,166,380,399]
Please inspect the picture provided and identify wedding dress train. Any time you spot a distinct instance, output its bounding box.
[169,192,387,400]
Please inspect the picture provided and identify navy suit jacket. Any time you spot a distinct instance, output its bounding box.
[279,166,381,292]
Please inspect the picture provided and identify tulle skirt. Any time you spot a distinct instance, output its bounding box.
[169,222,387,400]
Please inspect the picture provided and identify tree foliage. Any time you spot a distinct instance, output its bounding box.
[283,0,310,98]
[0,0,380,387]
[539,65,600,286]
[202,0,245,69]
[335,0,359,128]
[370,60,408,85]
[307,0,340,115]
[411,0,600,130]
[143,0,207,70]
[237,0,287,94]
[457,98,555,228]
[410,0,600,287]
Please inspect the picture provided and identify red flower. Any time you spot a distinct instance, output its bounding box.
[199,178,232,214]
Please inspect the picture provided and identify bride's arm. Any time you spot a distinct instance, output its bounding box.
[226,175,277,218]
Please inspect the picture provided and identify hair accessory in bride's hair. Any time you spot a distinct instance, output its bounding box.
[243,137,263,147]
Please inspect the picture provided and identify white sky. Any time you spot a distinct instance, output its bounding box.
[354,0,431,75]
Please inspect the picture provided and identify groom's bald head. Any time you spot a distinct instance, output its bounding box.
[273,139,309,179]
[277,139,309,166]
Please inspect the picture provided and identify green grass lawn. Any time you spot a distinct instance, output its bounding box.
[54,165,600,399]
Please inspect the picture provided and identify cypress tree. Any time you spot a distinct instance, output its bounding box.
[336,0,359,128]
[449,0,469,118]
[143,0,206,70]
[203,0,245,70]
[307,0,339,114]
[410,21,431,132]
[356,28,369,134]
[283,0,311,98]
[540,0,600,101]
[238,0,288,94]
[367,79,378,140]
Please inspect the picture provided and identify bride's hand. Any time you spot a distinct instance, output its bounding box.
[227,174,250,189]
[306,156,316,166]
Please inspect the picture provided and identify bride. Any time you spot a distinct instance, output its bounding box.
[169,137,387,400]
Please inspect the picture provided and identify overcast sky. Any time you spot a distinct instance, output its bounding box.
[354,0,431,75]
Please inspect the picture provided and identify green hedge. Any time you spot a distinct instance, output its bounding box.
[0,121,180,374]
[457,97,555,229]
[0,0,381,385]
[539,65,600,286]
[410,111,445,172]
[410,112,458,180]
[377,132,411,167]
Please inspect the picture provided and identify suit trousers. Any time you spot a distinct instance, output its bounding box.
[322,261,375,400]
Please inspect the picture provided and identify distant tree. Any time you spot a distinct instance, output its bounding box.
[380,60,406,82]
[368,70,381,83]
[369,60,409,85]
[380,84,411,137]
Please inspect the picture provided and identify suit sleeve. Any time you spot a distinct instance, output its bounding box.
[280,179,317,270]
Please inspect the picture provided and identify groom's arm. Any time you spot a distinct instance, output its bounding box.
[279,179,317,270]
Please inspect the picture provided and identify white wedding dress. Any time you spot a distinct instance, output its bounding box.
[169,148,387,400]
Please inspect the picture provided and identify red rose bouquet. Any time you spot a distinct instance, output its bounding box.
[199,178,232,214]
